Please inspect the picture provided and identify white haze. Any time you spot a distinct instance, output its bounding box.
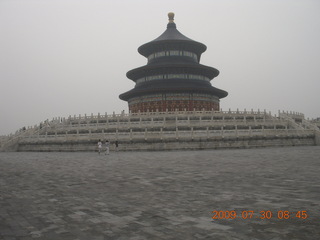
[0,0,319,135]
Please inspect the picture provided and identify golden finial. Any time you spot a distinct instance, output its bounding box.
[168,12,175,23]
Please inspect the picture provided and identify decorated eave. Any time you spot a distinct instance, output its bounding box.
[119,82,228,101]
[126,63,220,81]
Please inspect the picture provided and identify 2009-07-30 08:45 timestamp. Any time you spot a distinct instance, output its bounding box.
[211,210,308,220]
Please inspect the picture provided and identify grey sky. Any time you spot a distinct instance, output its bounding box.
[1,0,319,135]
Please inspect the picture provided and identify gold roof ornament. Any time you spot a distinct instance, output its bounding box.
[168,12,175,23]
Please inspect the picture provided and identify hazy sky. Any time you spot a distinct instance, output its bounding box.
[1,0,319,135]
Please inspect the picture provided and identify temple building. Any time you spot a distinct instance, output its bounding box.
[119,12,228,113]
[2,14,319,153]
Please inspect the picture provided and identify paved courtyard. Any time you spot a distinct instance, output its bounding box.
[0,146,320,240]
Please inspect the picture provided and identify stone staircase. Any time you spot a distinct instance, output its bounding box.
[0,127,40,151]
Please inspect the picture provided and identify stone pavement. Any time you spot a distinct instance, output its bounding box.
[0,146,319,240]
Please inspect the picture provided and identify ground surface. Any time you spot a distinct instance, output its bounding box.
[0,146,319,240]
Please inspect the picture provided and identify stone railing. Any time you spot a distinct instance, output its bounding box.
[20,127,315,144]
[0,109,296,139]
[63,109,273,122]
[41,118,287,135]
[278,110,305,122]
[302,119,320,131]
[2,109,319,151]
[40,109,279,132]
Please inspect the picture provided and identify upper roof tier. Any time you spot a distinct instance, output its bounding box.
[138,13,207,58]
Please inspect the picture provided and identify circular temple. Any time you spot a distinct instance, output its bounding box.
[119,12,228,113]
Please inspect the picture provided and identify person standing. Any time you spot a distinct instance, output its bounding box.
[97,139,102,154]
[115,140,119,152]
[105,140,110,155]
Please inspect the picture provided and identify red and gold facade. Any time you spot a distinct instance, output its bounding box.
[119,13,227,113]
[128,93,220,112]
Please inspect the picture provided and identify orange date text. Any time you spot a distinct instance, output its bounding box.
[211,210,308,220]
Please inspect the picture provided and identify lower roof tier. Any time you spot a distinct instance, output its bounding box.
[119,79,228,101]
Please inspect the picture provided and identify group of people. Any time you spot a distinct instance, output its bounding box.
[97,139,118,155]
